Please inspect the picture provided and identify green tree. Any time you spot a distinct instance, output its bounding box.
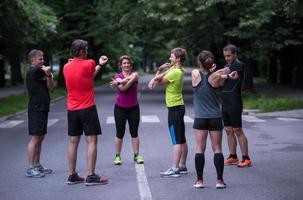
[0,0,57,86]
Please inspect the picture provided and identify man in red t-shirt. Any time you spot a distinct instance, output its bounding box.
[63,39,108,186]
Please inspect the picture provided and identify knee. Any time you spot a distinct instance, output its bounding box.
[69,136,80,145]
[225,128,233,135]
[116,132,125,139]
[233,128,244,137]
[86,136,98,145]
[130,132,138,138]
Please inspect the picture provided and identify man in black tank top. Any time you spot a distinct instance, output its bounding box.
[222,44,252,168]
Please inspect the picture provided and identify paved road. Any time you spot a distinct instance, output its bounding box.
[0,74,303,200]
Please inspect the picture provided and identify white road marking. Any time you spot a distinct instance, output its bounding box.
[0,120,23,129]
[48,119,59,127]
[106,116,115,124]
[141,115,160,123]
[184,115,194,123]
[277,117,302,122]
[242,115,266,122]
[135,164,152,200]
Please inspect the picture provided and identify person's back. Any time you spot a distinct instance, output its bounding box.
[193,71,221,119]
[63,58,96,111]
[64,39,108,186]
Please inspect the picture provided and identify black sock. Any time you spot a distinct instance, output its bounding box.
[195,153,205,180]
[242,155,250,161]
[214,153,224,180]
[229,154,237,158]
[134,153,138,158]
[116,153,120,157]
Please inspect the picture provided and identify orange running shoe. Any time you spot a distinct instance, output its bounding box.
[237,159,252,168]
[224,157,239,166]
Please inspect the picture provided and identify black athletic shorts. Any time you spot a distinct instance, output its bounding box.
[67,105,102,136]
[28,111,48,135]
[114,104,140,139]
[168,105,186,145]
[193,117,223,131]
[222,110,242,128]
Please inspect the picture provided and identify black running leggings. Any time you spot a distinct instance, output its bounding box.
[114,104,140,139]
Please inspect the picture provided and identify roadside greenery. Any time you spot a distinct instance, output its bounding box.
[0,74,115,117]
[0,88,66,117]
[2,88,303,118]
[243,92,303,112]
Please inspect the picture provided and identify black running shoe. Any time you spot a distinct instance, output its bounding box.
[67,173,84,185]
[85,173,108,186]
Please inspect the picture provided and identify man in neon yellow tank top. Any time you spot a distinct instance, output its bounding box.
[148,47,188,177]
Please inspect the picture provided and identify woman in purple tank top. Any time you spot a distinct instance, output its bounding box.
[110,55,144,165]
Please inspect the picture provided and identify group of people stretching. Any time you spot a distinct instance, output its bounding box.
[25,39,252,189]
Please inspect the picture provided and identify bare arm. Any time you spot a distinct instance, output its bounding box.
[191,69,201,87]
[148,63,172,89]
[46,73,55,91]
[113,72,139,91]
[94,55,109,77]
[208,67,231,87]
[41,66,54,91]
[209,70,238,88]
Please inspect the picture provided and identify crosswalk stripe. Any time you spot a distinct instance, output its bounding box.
[141,115,160,123]
[277,117,302,122]
[5,115,299,129]
[242,115,266,122]
[0,120,23,129]
[184,115,194,123]
[48,119,59,127]
[106,116,115,124]
[106,115,161,124]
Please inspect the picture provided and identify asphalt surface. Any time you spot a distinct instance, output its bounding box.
[0,73,303,200]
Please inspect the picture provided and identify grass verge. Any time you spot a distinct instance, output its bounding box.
[0,88,66,118]
[0,73,114,118]
[243,92,303,112]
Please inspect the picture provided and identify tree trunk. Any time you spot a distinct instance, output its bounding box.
[279,47,293,85]
[268,51,278,83]
[291,45,303,89]
[8,53,23,86]
[0,56,5,87]
[242,58,254,91]
[57,58,66,88]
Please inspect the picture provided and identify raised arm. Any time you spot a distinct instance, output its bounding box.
[208,69,238,88]
[41,66,54,91]
[94,55,108,77]
[148,63,172,89]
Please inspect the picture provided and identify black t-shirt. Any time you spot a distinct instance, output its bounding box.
[222,59,245,112]
[26,67,50,112]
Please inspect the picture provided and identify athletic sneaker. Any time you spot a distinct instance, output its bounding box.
[85,174,108,186]
[238,159,252,168]
[114,155,122,165]
[179,166,188,174]
[216,180,226,189]
[134,154,144,164]
[160,168,181,178]
[193,179,205,188]
[224,157,239,166]
[36,164,53,174]
[25,167,45,178]
[67,173,85,185]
